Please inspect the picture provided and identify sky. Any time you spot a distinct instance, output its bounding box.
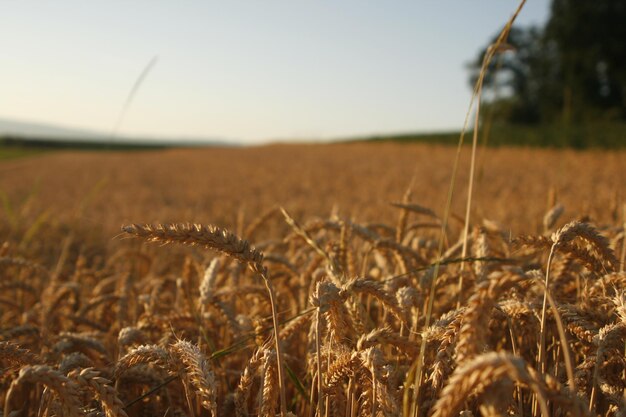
[0,1,550,144]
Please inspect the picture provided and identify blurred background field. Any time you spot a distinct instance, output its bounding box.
[1,142,624,263]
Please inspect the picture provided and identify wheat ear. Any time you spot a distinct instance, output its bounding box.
[455,271,526,364]
[114,344,171,378]
[69,367,128,417]
[5,365,84,417]
[235,348,264,417]
[259,348,279,417]
[539,221,618,375]
[122,223,264,272]
[123,223,287,417]
[431,352,549,417]
[0,341,41,367]
[169,340,218,417]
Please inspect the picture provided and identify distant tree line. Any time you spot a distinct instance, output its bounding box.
[468,0,625,146]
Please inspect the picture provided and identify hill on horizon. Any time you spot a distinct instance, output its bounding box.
[0,116,232,147]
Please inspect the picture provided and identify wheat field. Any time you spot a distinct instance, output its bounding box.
[1,142,625,417]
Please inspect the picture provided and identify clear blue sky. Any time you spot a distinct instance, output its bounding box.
[0,1,549,144]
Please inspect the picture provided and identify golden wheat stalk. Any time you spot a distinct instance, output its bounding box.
[0,341,41,367]
[169,340,218,417]
[122,223,265,273]
[455,271,526,364]
[5,365,84,417]
[431,352,550,417]
[69,367,128,417]
[539,221,619,377]
[122,222,288,417]
[114,344,171,378]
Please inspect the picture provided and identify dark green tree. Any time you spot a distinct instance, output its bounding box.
[470,0,626,126]
[546,0,626,122]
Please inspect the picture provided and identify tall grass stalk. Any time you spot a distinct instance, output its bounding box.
[405,1,527,416]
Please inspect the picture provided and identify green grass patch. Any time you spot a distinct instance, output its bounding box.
[0,135,173,161]
[354,122,626,149]
[0,146,48,161]
[485,122,626,148]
